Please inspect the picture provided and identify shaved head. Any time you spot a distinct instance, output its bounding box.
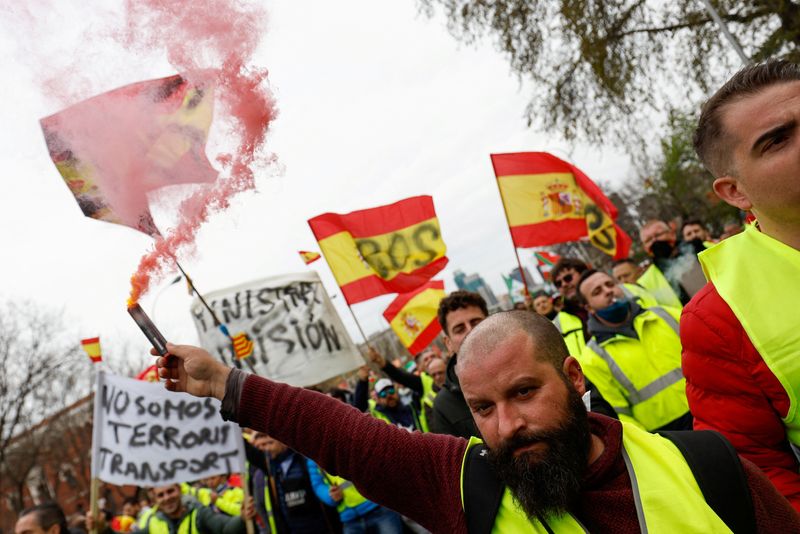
[457,311,570,376]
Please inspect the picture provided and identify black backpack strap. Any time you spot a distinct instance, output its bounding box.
[659,430,757,534]
[462,441,505,534]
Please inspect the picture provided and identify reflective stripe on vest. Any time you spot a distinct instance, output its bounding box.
[145,509,198,534]
[637,264,683,309]
[586,307,682,406]
[461,423,731,533]
[700,223,800,445]
[418,373,436,433]
[552,312,585,356]
[263,475,277,534]
[325,473,368,512]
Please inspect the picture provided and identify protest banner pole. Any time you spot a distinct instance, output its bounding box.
[241,474,254,534]
[89,477,99,534]
[492,178,533,300]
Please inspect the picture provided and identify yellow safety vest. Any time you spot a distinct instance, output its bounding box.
[323,472,369,513]
[580,307,688,430]
[215,486,243,516]
[552,312,586,357]
[145,509,198,534]
[620,283,658,309]
[460,423,731,533]
[263,473,278,534]
[637,264,683,309]
[700,224,800,445]
[418,373,437,433]
[137,507,158,530]
[368,399,423,432]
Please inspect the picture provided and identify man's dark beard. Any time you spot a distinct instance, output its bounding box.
[487,384,591,522]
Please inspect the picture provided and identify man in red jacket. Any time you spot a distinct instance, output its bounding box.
[683,59,800,512]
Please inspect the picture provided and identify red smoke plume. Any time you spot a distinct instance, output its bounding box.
[124,0,276,305]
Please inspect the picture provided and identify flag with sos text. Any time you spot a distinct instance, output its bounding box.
[383,280,445,354]
[491,152,632,259]
[308,196,448,304]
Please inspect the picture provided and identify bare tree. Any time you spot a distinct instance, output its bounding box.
[0,300,84,514]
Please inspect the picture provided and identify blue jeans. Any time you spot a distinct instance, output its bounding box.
[343,506,404,534]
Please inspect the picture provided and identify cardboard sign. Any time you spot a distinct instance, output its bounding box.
[191,271,363,386]
[90,371,244,486]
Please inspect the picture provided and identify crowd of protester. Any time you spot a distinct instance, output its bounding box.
[14,60,800,533]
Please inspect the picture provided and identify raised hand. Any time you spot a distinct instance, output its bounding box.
[152,343,231,400]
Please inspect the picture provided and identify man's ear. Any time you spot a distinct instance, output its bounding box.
[713,176,753,211]
[563,356,586,396]
[443,334,453,354]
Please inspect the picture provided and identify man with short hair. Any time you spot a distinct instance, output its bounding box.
[532,291,557,320]
[681,218,713,246]
[637,219,704,307]
[577,269,691,431]
[683,59,800,512]
[153,316,799,533]
[429,290,488,438]
[130,483,251,534]
[550,258,591,357]
[15,503,69,534]
[611,258,642,285]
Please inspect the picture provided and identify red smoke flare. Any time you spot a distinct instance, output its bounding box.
[124,1,276,305]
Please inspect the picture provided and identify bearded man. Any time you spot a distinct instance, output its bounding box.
[150,312,797,533]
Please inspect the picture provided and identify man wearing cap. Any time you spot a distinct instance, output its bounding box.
[355,376,422,432]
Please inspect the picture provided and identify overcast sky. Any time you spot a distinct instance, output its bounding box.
[0,0,635,372]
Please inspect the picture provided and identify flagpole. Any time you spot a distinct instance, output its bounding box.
[173,260,257,374]
[491,170,533,303]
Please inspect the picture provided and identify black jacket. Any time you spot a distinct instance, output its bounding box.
[430,354,480,439]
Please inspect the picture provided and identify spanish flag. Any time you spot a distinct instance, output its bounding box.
[232,332,254,360]
[299,250,321,265]
[308,196,448,304]
[136,365,160,382]
[492,152,632,259]
[81,337,102,363]
[383,280,445,354]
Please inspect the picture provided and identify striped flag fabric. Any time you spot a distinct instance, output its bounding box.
[535,251,561,280]
[231,332,254,360]
[308,196,448,304]
[383,280,445,354]
[299,250,321,265]
[491,152,632,259]
[81,337,103,363]
[136,365,160,382]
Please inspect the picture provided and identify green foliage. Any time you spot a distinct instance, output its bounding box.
[419,0,800,145]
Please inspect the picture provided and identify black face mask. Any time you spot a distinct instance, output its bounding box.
[650,240,674,259]
[689,238,706,254]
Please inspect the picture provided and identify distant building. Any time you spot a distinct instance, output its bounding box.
[509,266,536,287]
[453,270,500,311]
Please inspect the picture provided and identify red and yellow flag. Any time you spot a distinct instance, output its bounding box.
[298,250,321,265]
[81,337,102,363]
[232,332,254,360]
[136,365,160,382]
[383,280,445,354]
[308,196,448,304]
[491,152,632,259]
[40,73,217,237]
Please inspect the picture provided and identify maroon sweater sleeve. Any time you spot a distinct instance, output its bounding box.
[236,374,468,533]
[742,456,800,532]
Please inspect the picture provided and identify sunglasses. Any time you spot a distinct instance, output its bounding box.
[554,273,574,288]
[377,387,396,398]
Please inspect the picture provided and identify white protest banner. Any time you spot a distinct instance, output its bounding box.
[90,371,245,486]
[190,271,363,386]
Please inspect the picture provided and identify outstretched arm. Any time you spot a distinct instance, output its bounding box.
[156,343,468,533]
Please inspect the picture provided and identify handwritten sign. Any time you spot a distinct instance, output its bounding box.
[190,271,363,386]
[90,372,245,486]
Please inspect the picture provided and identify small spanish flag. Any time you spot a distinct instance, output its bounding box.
[136,364,160,382]
[81,337,103,363]
[383,280,445,354]
[232,332,254,360]
[299,250,321,265]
